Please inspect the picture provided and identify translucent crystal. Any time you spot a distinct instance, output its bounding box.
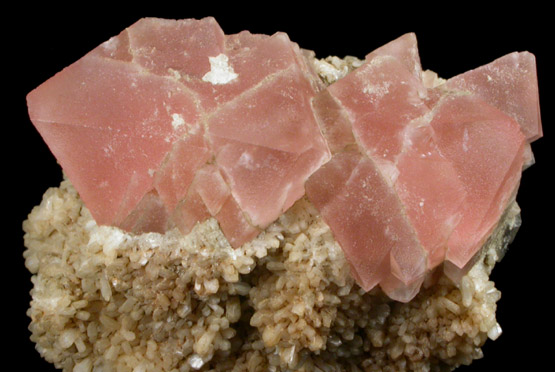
[27,17,330,247]
[306,33,534,301]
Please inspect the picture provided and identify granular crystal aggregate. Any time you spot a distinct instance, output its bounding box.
[24,178,519,372]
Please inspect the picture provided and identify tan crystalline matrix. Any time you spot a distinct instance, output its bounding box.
[24,178,519,372]
[24,54,525,372]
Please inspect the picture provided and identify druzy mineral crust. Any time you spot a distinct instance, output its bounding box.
[26,18,541,303]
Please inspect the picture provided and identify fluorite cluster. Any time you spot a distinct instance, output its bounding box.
[307,35,540,300]
[27,17,541,302]
[27,18,330,249]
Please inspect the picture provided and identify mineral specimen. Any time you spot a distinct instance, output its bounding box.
[26,18,541,303]
[24,16,543,372]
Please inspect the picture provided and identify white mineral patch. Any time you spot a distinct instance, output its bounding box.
[487,322,503,340]
[363,81,391,97]
[314,59,348,83]
[422,70,446,89]
[171,113,185,130]
[463,127,470,152]
[168,68,182,80]
[202,54,238,85]
[314,55,364,85]
[35,296,65,312]
[85,220,97,231]
[238,151,255,169]
[188,354,205,370]
[89,226,129,262]
[101,36,119,53]
[376,159,399,186]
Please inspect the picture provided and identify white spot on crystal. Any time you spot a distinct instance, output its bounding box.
[104,228,127,251]
[148,169,155,177]
[314,59,348,83]
[103,144,114,155]
[202,54,238,85]
[363,81,391,97]
[36,296,65,312]
[487,322,502,340]
[168,68,181,80]
[85,220,97,231]
[462,128,470,152]
[194,281,202,293]
[384,225,400,242]
[204,278,219,293]
[99,277,112,301]
[101,36,119,54]
[59,329,79,349]
[377,159,399,186]
[88,226,129,264]
[188,123,200,135]
[229,247,239,261]
[419,199,425,208]
[238,151,255,169]
[171,113,185,130]
[188,354,204,370]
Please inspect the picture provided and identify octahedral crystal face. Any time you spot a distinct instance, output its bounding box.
[27,19,541,301]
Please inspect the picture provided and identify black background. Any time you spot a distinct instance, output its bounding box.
[7,3,553,371]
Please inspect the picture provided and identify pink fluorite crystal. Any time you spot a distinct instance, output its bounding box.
[27,19,541,301]
[444,52,542,142]
[27,17,330,247]
[307,33,537,301]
